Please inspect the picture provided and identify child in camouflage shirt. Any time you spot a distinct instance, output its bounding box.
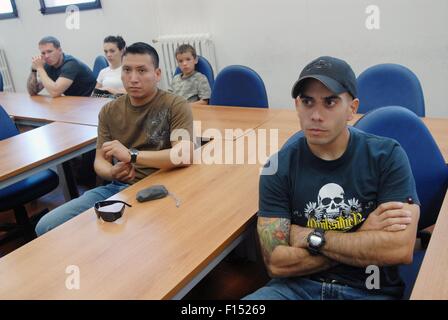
[169,44,211,105]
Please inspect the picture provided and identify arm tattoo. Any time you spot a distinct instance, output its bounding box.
[27,72,43,95]
[257,217,290,258]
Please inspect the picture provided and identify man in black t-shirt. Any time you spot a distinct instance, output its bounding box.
[244,56,420,300]
[27,36,96,97]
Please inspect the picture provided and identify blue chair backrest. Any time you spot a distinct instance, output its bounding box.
[92,55,109,80]
[210,65,268,108]
[398,249,425,299]
[174,55,215,89]
[357,64,425,116]
[0,71,4,92]
[354,106,448,230]
[0,105,20,140]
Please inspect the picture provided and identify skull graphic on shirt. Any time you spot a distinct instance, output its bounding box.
[304,183,351,221]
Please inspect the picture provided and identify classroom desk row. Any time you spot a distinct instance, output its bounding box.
[0,143,265,299]
[0,92,282,141]
[411,191,448,299]
[0,92,284,195]
[0,93,447,299]
[0,93,288,299]
[3,92,445,157]
[0,122,97,194]
[0,93,110,126]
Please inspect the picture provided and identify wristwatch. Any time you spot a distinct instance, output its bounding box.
[129,148,139,164]
[307,228,326,255]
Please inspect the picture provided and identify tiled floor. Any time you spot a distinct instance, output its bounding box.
[183,253,269,300]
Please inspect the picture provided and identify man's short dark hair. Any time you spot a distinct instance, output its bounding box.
[123,42,159,68]
[175,44,197,59]
[104,35,126,50]
[38,36,61,49]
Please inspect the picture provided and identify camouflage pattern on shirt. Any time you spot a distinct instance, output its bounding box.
[169,71,211,102]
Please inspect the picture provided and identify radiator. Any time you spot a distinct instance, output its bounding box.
[0,49,15,92]
[152,33,217,89]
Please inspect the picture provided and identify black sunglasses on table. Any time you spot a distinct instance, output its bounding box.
[94,200,132,222]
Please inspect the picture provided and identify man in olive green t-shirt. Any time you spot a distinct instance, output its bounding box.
[36,42,194,236]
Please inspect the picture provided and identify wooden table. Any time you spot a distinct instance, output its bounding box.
[421,117,448,161]
[2,92,445,155]
[192,105,282,140]
[0,93,281,138]
[257,112,448,161]
[0,92,111,126]
[411,192,448,299]
[0,122,98,199]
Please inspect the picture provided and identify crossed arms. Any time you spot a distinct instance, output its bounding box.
[258,202,420,278]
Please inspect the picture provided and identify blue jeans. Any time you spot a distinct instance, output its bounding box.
[35,181,128,236]
[243,277,398,300]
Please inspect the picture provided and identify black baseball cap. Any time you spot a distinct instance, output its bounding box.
[291,56,357,99]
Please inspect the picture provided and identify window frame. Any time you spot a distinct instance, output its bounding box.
[39,0,101,15]
[0,0,18,20]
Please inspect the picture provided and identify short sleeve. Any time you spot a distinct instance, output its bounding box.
[168,75,181,94]
[167,78,174,93]
[197,74,211,100]
[96,103,113,149]
[59,60,79,80]
[377,143,420,205]
[258,158,292,219]
[96,68,105,85]
[170,97,193,142]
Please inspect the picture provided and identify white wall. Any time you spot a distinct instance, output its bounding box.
[0,0,208,94]
[1,0,447,116]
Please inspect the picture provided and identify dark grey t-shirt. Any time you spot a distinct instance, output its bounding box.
[258,127,420,297]
[44,54,96,96]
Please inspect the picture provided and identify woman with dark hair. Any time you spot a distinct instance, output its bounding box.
[94,35,126,97]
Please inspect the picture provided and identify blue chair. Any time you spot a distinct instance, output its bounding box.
[0,71,4,91]
[92,55,109,80]
[354,106,448,298]
[210,65,269,108]
[174,55,215,89]
[0,105,59,244]
[357,64,425,116]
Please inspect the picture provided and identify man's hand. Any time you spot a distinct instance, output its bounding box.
[102,140,131,163]
[359,202,412,232]
[110,162,135,183]
[32,56,45,70]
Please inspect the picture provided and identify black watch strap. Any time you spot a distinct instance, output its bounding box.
[307,228,326,255]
